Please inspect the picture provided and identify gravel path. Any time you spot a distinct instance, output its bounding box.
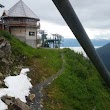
[30,53,65,110]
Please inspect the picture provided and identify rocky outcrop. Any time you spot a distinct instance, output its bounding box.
[26,94,36,102]
[0,72,3,78]
[0,37,27,76]
[0,37,11,87]
[1,96,13,106]
[1,96,15,110]
[0,37,11,59]
[0,37,11,74]
[1,95,30,110]
[15,98,30,110]
[0,73,4,86]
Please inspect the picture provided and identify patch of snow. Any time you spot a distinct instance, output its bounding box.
[0,68,32,110]
[20,68,30,75]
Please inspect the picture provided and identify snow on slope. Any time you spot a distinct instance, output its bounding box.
[0,68,32,110]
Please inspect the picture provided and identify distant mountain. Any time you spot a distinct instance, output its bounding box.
[61,38,110,47]
[97,43,110,71]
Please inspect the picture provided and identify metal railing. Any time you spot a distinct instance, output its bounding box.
[4,20,39,27]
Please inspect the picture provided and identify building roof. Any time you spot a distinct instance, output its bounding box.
[2,0,39,20]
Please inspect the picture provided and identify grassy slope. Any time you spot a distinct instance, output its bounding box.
[0,30,62,85]
[1,31,110,109]
[44,48,110,110]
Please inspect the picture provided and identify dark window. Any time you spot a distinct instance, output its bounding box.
[29,32,35,36]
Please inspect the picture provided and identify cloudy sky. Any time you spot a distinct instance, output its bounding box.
[0,0,110,39]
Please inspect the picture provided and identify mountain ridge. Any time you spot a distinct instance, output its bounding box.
[97,42,110,71]
[61,38,110,47]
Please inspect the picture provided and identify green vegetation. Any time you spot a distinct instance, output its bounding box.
[44,48,110,110]
[1,31,110,109]
[0,30,62,85]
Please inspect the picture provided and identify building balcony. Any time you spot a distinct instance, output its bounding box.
[3,20,40,28]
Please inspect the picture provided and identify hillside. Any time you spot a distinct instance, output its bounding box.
[0,30,62,86]
[0,31,110,110]
[44,48,110,110]
[97,42,110,71]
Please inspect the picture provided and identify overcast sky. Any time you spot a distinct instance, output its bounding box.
[0,0,110,39]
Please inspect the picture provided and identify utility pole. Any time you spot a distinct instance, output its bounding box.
[52,0,110,88]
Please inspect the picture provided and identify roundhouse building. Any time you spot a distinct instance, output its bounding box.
[1,0,40,48]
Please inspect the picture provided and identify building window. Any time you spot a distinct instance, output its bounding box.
[29,32,35,36]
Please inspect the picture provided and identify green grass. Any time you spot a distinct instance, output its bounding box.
[44,48,110,110]
[0,30,43,57]
[0,30,62,85]
[1,31,110,109]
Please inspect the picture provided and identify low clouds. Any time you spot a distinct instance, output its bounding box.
[1,0,110,29]
[28,0,110,30]
[35,0,110,39]
[70,0,110,29]
[1,0,110,39]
